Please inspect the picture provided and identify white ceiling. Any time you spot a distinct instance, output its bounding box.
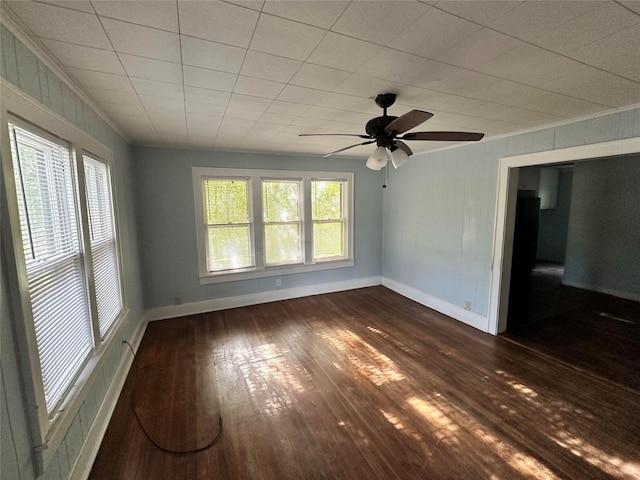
[4,0,640,158]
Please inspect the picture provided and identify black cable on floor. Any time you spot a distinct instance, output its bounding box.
[122,340,223,453]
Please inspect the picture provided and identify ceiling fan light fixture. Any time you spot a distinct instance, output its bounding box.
[366,146,389,170]
[390,148,409,168]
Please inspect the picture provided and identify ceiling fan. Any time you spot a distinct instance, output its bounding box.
[299,93,484,170]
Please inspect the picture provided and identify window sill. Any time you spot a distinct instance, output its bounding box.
[199,259,355,285]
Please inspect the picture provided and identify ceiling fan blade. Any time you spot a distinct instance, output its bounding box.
[393,140,413,156]
[322,140,376,158]
[299,133,372,139]
[385,110,433,135]
[401,131,484,142]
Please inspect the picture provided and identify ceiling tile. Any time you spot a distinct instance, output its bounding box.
[39,1,94,14]
[183,65,238,91]
[119,54,183,84]
[184,86,231,106]
[178,1,259,48]
[225,107,265,121]
[261,1,349,29]
[531,2,640,55]
[101,17,181,63]
[131,78,184,100]
[334,74,425,101]
[240,50,302,83]
[472,43,558,80]
[100,100,148,118]
[186,101,226,116]
[277,85,327,105]
[139,95,184,112]
[290,64,350,91]
[315,93,379,114]
[434,28,523,69]
[227,94,273,112]
[224,1,264,11]
[249,14,326,61]
[6,1,111,48]
[41,39,125,74]
[92,0,178,32]
[266,101,310,116]
[331,1,430,45]
[356,48,435,87]
[569,24,640,81]
[307,32,380,72]
[303,106,341,120]
[66,67,134,92]
[390,8,481,59]
[86,87,139,106]
[260,112,297,125]
[488,1,601,43]
[181,36,246,74]
[434,1,522,26]
[233,76,285,99]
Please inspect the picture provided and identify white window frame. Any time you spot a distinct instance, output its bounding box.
[1,82,127,469]
[193,167,354,284]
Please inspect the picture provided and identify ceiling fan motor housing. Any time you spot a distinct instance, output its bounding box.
[366,116,398,148]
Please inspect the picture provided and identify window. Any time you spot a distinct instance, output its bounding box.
[193,168,354,283]
[263,179,302,266]
[7,121,123,417]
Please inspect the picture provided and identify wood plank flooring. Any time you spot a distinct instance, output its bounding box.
[504,263,640,391]
[90,287,640,480]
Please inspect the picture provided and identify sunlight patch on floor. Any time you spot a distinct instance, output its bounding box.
[407,396,560,480]
[496,369,640,479]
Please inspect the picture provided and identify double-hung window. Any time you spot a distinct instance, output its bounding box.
[6,119,124,424]
[194,168,354,283]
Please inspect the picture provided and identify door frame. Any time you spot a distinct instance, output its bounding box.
[487,137,640,335]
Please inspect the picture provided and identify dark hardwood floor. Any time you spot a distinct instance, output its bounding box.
[504,263,640,392]
[91,286,640,480]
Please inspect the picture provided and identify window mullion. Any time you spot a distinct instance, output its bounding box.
[73,149,100,349]
[302,179,313,265]
[251,177,264,269]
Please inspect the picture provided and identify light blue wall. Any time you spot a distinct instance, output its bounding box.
[537,170,573,264]
[382,108,640,317]
[133,146,383,310]
[1,25,144,480]
[564,155,640,300]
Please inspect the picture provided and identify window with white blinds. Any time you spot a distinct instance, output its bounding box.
[83,156,122,337]
[8,122,123,416]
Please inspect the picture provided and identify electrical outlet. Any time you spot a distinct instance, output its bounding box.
[464,300,471,311]
[276,278,282,287]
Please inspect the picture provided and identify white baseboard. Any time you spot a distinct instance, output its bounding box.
[145,276,383,321]
[69,317,148,480]
[382,277,490,333]
[561,279,640,303]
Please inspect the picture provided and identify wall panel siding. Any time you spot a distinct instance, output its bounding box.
[1,24,143,480]
[382,108,639,326]
[133,146,383,310]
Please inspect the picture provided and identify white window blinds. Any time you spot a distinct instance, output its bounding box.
[83,156,122,337]
[9,124,94,414]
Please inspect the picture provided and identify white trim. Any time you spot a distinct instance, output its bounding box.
[488,137,640,335]
[145,276,382,322]
[561,280,640,303]
[382,277,489,333]
[69,317,147,480]
[0,8,130,142]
